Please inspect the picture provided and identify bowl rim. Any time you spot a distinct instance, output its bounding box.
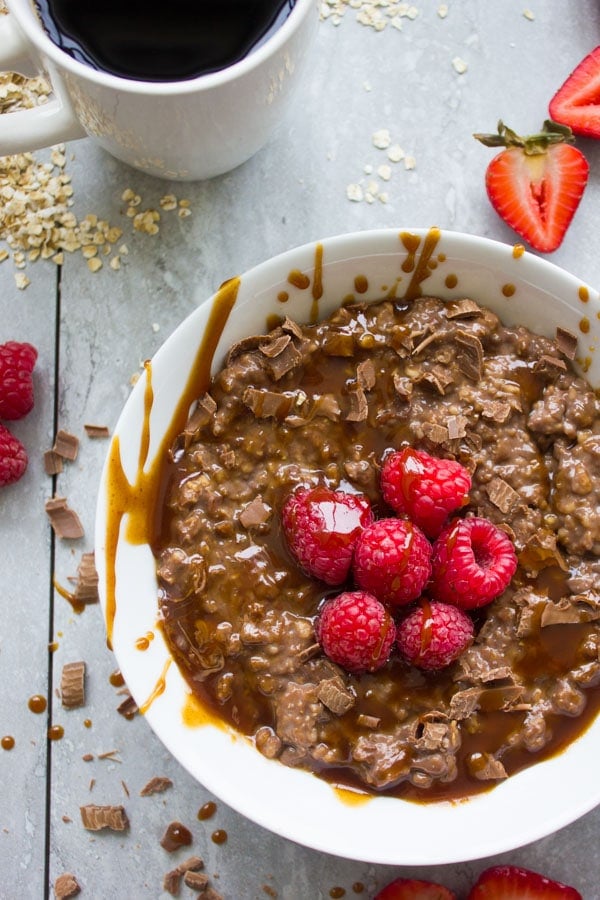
[95,227,600,865]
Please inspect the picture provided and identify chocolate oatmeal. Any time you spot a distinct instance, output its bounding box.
[153,296,600,800]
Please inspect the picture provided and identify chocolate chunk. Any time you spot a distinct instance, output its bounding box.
[317,677,355,715]
[455,330,484,381]
[446,414,467,440]
[163,856,204,896]
[412,329,439,357]
[393,373,413,399]
[54,873,81,899]
[481,399,513,423]
[203,887,224,900]
[117,691,139,719]
[322,331,355,357]
[533,355,568,376]
[60,661,86,709]
[449,687,482,720]
[243,387,293,419]
[419,364,454,395]
[281,317,304,340]
[79,804,129,832]
[541,596,600,627]
[519,531,568,576]
[45,497,85,539]
[83,423,110,438]
[486,476,520,514]
[139,776,173,796]
[296,642,320,664]
[52,429,79,461]
[357,714,381,729]
[239,496,272,529]
[468,752,508,781]
[555,326,578,360]
[259,334,302,380]
[422,422,449,444]
[313,394,341,420]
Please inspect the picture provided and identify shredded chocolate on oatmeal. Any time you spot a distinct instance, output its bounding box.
[45,497,85,539]
[481,399,513,423]
[393,372,413,399]
[296,642,320,664]
[54,873,81,899]
[455,330,484,381]
[357,358,376,390]
[260,334,302,380]
[422,422,449,444]
[317,677,356,715]
[322,331,355,357]
[239,496,272,529]
[79,804,129,832]
[357,714,382,729]
[445,298,483,319]
[486,476,520,514]
[60,661,86,709]
[140,776,173,796]
[446,414,468,440]
[533,354,568,376]
[345,385,368,422]
[419,364,454,395]
[281,316,304,340]
[243,387,293,419]
[469,752,508,781]
[541,596,600,627]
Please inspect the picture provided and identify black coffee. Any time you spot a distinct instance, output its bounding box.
[34,0,297,82]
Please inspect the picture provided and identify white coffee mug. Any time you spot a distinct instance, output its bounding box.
[0,0,319,181]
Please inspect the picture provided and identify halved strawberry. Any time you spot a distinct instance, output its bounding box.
[474,120,589,253]
[550,46,600,138]
[467,865,582,899]
[374,877,457,900]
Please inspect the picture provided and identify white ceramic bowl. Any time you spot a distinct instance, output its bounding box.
[95,228,600,865]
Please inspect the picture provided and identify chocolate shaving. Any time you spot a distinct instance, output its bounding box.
[60,661,86,709]
[356,358,376,391]
[317,678,355,715]
[71,552,99,604]
[44,449,63,475]
[259,334,302,380]
[281,317,304,340]
[297,642,320,664]
[455,330,484,381]
[555,326,578,360]
[163,857,205,896]
[449,687,482,720]
[54,873,81,899]
[418,364,454,395]
[446,414,468,440]
[243,387,293,420]
[422,422,449,444]
[83,423,110,438]
[239,496,272,529]
[533,355,568,376]
[140,776,173,796]
[541,596,600,627]
[357,714,381,729]
[117,692,139,719]
[79,804,129,832]
[519,531,568,576]
[52,429,79,461]
[322,331,355,357]
[393,373,413,400]
[486,476,520,514]
[481,399,513,423]
[45,497,84,539]
[183,871,209,891]
[445,298,483,319]
[313,394,341,420]
[345,385,368,422]
[259,333,291,358]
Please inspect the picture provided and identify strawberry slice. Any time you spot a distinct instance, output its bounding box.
[467,865,582,899]
[374,877,457,900]
[550,46,600,138]
[474,120,589,253]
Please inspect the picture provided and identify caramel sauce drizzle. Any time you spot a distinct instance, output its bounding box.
[52,577,85,614]
[400,227,442,299]
[138,657,172,715]
[103,277,241,649]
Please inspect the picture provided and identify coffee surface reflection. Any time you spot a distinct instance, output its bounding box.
[34,0,297,82]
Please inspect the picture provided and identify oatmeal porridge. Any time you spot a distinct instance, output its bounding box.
[153,295,600,801]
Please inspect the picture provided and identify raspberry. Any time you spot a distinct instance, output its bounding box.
[396,599,474,670]
[375,876,457,900]
[353,517,431,605]
[381,447,472,538]
[430,516,518,610]
[281,486,373,586]
[316,590,396,674]
[0,423,28,487]
[0,341,38,420]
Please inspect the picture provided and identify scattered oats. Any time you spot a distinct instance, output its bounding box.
[132,209,160,234]
[404,155,416,170]
[0,249,9,263]
[372,128,391,149]
[438,3,448,16]
[523,8,534,19]
[152,322,160,333]
[119,244,129,255]
[364,191,376,204]
[87,257,103,273]
[389,16,403,30]
[177,207,192,218]
[378,192,389,203]
[121,188,135,202]
[52,252,64,265]
[109,255,121,270]
[81,245,97,259]
[159,194,178,211]
[387,144,405,162]
[452,56,468,74]
[377,163,392,181]
[364,164,373,175]
[346,183,364,202]
[178,199,191,209]
[363,80,372,91]
[15,272,30,290]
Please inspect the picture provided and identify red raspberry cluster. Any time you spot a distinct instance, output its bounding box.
[0,341,38,487]
[282,447,517,674]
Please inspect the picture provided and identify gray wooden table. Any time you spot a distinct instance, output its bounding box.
[2,2,600,897]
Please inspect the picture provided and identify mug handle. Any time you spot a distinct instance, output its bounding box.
[0,13,86,153]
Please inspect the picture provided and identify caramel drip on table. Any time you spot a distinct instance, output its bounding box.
[138,657,172,715]
[52,577,85,614]
[310,243,324,323]
[103,278,241,648]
